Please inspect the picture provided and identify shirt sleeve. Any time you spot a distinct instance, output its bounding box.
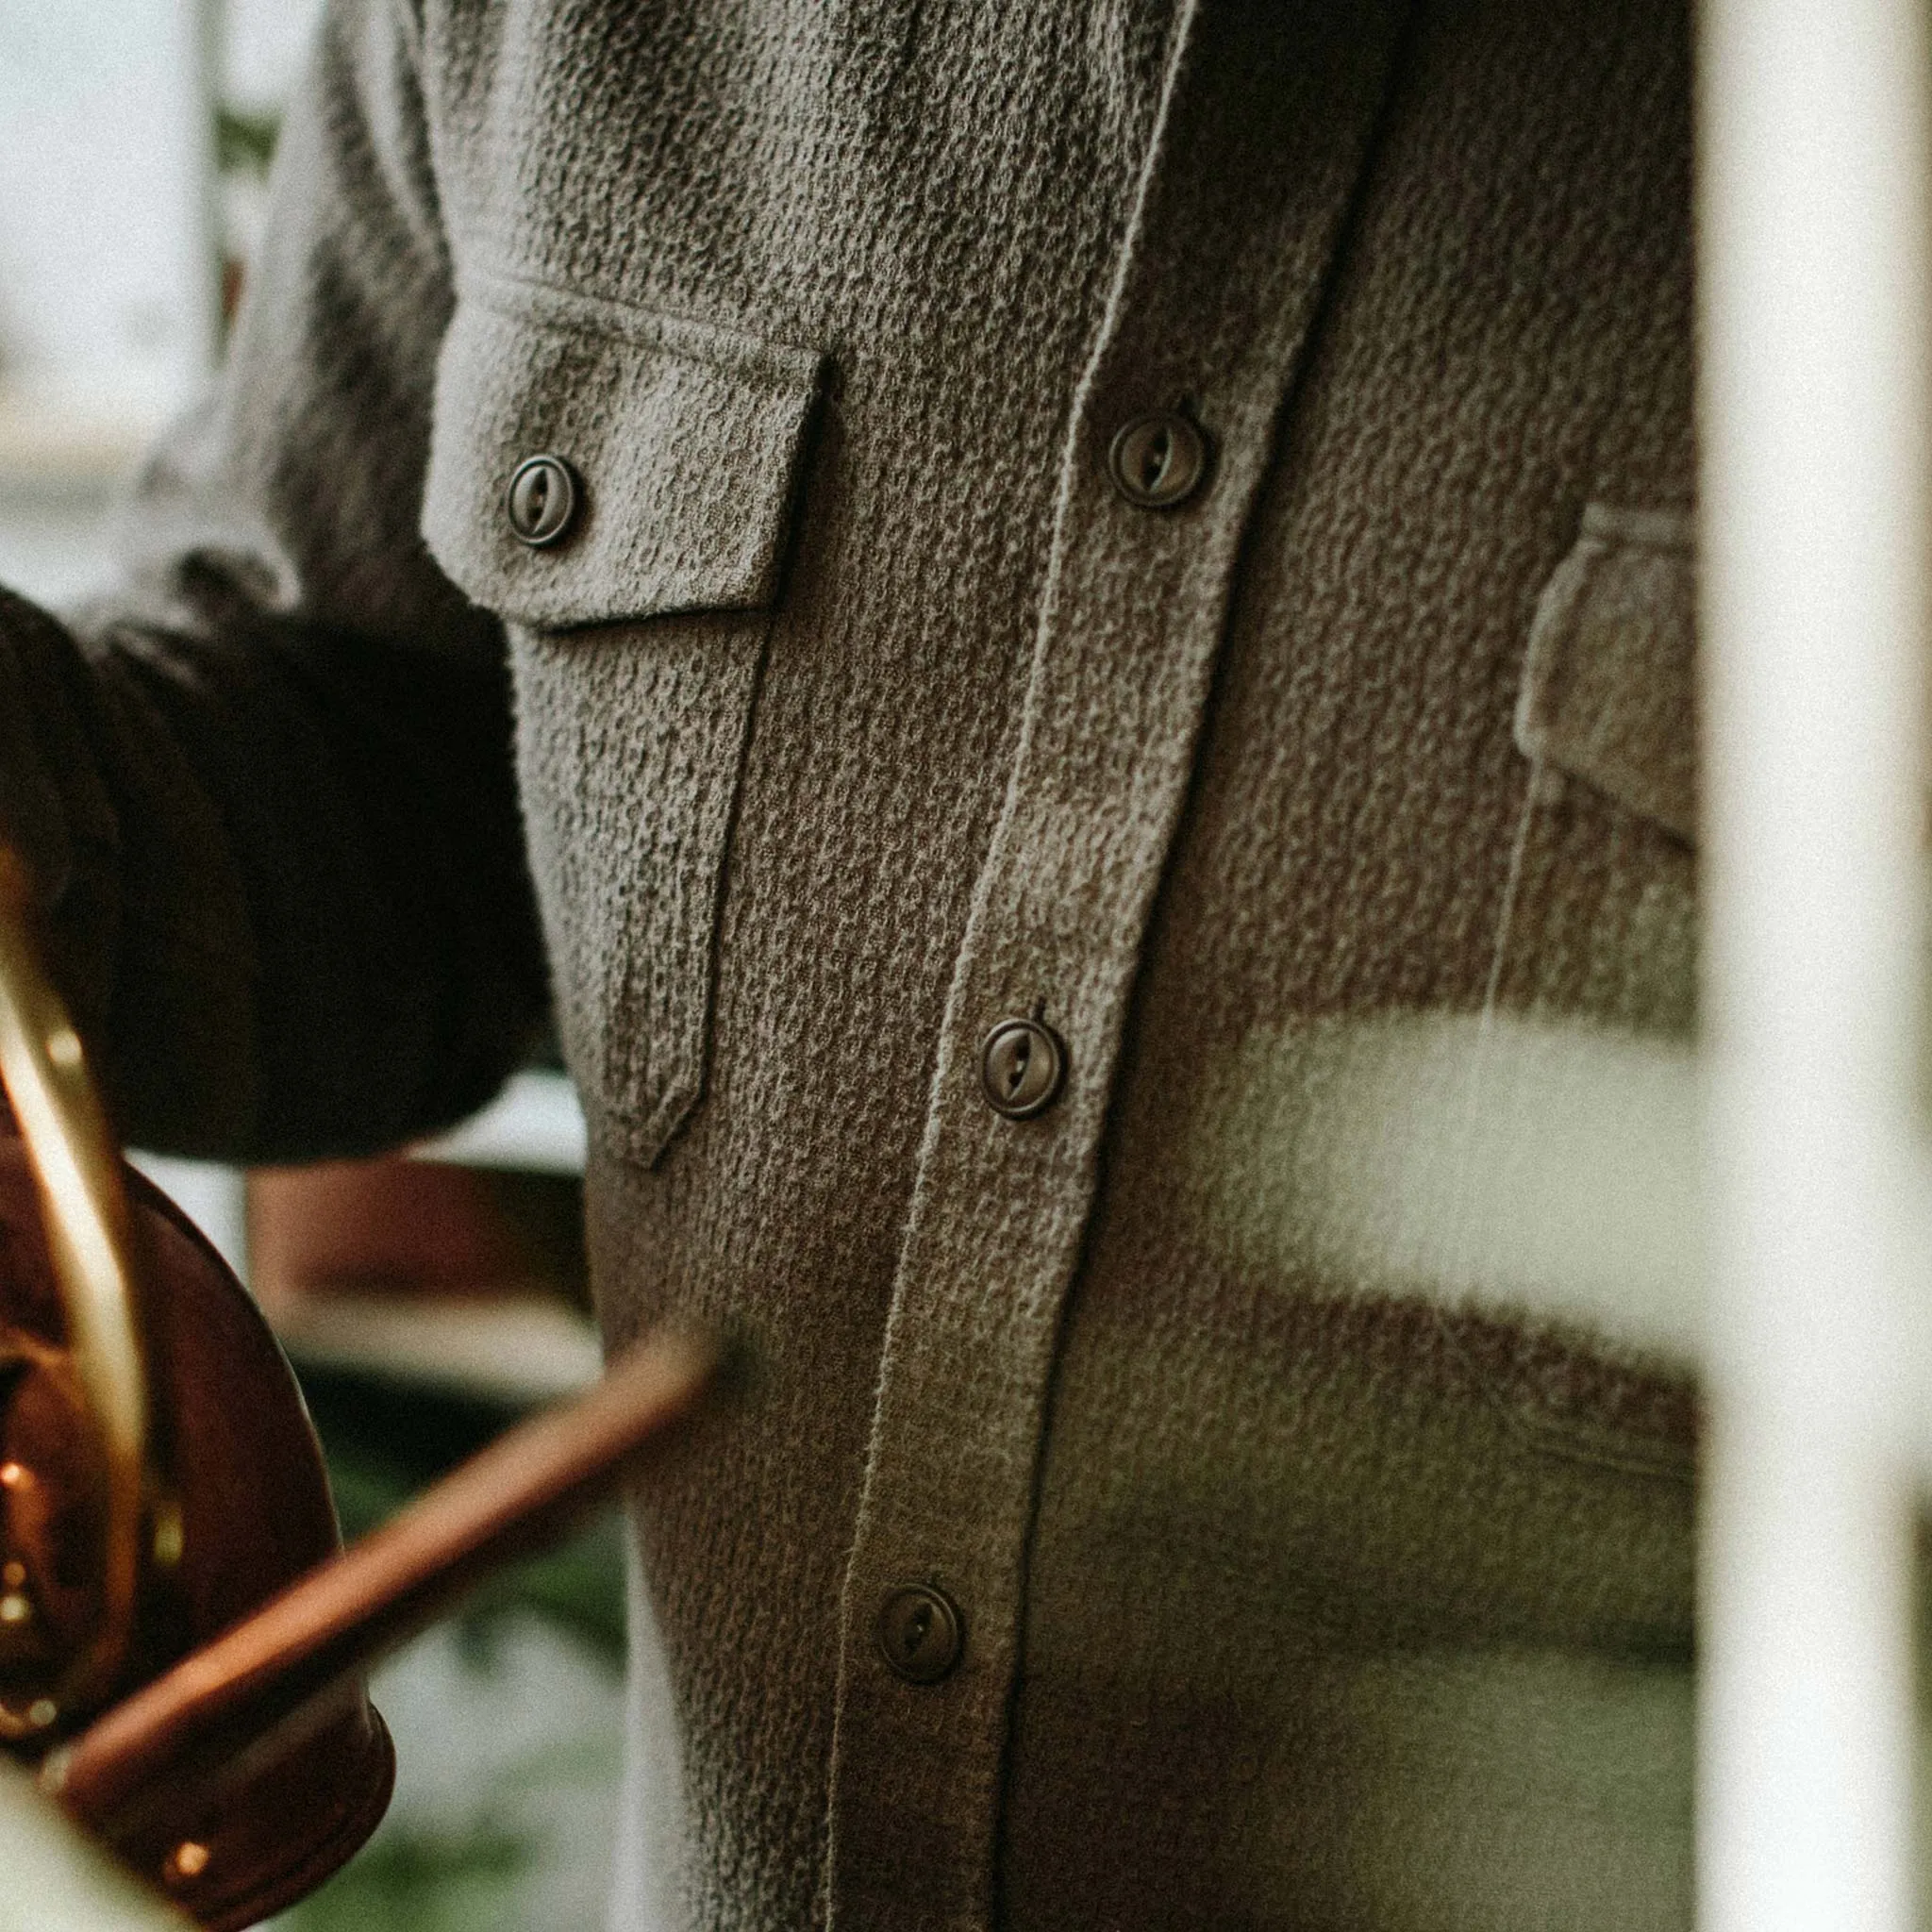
[0,0,548,1162]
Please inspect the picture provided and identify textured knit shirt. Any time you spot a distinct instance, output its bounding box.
[0,1,1703,1926]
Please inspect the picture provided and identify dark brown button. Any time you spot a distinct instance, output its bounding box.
[981,1018,1067,1120]
[506,454,580,547]
[1108,411,1208,508]
[876,1583,964,1684]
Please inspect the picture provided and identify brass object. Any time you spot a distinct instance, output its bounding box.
[0,1141,401,1927]
[0,847,146,1740]
[0,841,397,1924]
[0,843,720,1924]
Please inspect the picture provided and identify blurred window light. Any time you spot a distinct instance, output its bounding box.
[222,0,325,116]
[0,0,219,476]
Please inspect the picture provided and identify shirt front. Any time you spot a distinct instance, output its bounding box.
[0,0,1703,1926]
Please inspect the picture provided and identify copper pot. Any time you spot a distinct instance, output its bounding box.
[0,842,392,1925]
[0,1140,396,1927]
[0,847,716,1926]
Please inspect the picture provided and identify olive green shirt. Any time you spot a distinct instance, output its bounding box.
[0,0,1704,1925]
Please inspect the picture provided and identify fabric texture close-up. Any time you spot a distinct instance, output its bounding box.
[0,0,1714,1926]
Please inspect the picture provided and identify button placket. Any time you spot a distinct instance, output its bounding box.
[824,4,1411,1928]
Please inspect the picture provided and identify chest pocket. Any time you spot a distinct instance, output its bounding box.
[1503,500,1701,1041]
[423,273,824,1168]
[1515,502,1696,847]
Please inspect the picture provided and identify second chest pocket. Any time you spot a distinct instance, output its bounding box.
[1515,502,1697,847]
[423,275,824,1168]
[1503,500,1701,1043]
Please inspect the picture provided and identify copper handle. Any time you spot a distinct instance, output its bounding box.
[44,1324,719,1839]
[0,846,148,1740]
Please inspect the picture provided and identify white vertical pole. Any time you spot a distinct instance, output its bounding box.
[1698,3,1928,1931]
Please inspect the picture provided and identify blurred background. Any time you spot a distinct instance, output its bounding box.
[0,5,624,1925]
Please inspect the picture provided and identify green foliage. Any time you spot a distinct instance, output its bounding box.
[277,1818,539,1932]
[215,107,279,176]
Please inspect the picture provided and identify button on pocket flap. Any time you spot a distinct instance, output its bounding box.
[1514,504,1697,845]
[424,277,824,629]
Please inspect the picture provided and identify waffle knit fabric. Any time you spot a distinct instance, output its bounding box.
[0,0,1708,1925]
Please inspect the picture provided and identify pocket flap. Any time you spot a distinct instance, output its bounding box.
[1513,504,1697,845]
[423,275,824,628]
